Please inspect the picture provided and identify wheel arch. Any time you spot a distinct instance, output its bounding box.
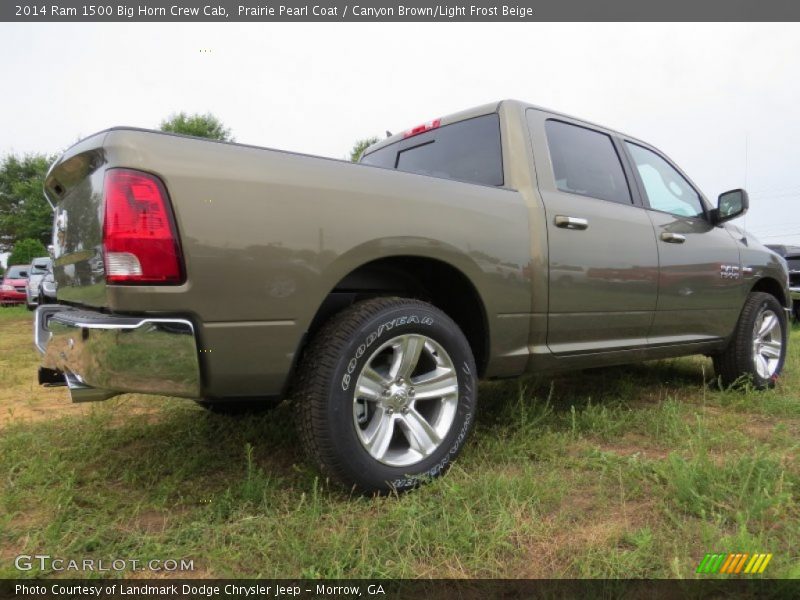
[305,253,491,378]
[750,277,788,308]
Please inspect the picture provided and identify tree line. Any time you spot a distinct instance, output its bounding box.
[0,112,379,276]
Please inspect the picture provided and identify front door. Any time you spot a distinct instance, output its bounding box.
[622,141,742,341]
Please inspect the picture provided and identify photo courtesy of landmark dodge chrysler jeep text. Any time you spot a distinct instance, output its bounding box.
[34,100,791,493]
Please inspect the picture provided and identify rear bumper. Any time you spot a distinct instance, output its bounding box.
[34,305,201,401]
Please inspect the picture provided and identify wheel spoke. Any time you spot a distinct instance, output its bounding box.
[412,368,458,400]
[758,314,778,339]
[356,366,388,401]
[756,354,770,379]
[400,408,440,456]
[364,409,395,460]
[761,341,782,359]
[390,335,425,380]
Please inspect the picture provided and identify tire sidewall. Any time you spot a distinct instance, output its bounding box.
[324,302,477,492]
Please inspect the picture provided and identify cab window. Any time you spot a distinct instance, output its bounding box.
[545,120,633,205]
[361,114,503,187]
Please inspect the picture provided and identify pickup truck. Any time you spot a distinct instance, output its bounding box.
[35,100,791,493]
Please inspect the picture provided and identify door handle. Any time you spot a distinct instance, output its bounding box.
[554,215,589,230]
[660,232,686,244]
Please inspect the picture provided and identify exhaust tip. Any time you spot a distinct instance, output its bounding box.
[38,367,66,387]
[64,373,119,403]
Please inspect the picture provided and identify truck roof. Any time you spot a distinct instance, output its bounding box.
[361,99,643,159]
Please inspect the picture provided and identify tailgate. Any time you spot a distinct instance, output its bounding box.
[44,132,110,307]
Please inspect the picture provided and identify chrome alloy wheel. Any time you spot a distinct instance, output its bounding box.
[752,308,783,380]
[353,334,459,467]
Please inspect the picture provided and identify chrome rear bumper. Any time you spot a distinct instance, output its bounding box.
[34,305,201,402]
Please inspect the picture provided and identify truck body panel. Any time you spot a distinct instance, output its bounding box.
[39,99,791,403]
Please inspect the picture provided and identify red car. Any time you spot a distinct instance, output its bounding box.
[0,265,30,306]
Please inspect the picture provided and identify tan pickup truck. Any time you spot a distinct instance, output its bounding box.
[35,100,790,493]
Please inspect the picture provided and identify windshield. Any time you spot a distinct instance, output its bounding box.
[30,259,51,274]
[6,265,29,279]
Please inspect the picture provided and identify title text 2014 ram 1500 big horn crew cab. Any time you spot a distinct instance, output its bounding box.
[35,100,791,493]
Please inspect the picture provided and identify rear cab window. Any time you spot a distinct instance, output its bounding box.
[361,113,503,187]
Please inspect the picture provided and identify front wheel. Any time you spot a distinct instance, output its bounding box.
[713,292,787,389]
[294,297,477,494]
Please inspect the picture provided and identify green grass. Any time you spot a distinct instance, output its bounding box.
[1,310,798,578]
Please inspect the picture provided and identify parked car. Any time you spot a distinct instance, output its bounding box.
[25,256,52,310]
[1,265,30,306]
[765,244,800,320]
[38,261,57,305]
[34,100,790,493]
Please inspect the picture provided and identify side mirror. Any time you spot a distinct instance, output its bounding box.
[712,189,749,224]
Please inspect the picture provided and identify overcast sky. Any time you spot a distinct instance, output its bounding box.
[2,22,799,249]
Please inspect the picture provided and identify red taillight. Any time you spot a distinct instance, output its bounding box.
[402,118,441,138]
[102,169,184,284]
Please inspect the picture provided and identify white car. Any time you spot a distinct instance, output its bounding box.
[25,257,51,310]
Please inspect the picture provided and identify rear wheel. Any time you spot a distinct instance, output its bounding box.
[713,292,787,389]
[294,297,477,494]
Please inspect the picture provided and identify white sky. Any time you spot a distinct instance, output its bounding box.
[1,22,799,251]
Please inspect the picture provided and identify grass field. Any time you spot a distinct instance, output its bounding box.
[1,305,798,578]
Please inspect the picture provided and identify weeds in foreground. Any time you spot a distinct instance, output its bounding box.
[1,313,798,577]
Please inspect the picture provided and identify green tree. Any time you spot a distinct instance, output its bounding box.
[159,112,234,141]
[0,153,56,252]
[349,136,380,162]
[7,238,47,267]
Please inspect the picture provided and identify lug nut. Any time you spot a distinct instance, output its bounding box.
[402,407,409,415]
[409,388,415,397]
[387,408,394,415]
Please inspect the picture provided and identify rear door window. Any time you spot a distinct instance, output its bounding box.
[545,120,633,205]
[361,114,503,187]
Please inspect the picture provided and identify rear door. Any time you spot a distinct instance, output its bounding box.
[526,110,659,354]
[621,140,742,341]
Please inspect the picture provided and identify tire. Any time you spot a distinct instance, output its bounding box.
[195,397,281,415]
[294,297,477,494]
[713,292,787,389]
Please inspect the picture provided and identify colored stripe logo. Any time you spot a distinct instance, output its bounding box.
[696,553,772,574]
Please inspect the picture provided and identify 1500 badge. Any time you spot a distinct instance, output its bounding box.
[720,265,741,279]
